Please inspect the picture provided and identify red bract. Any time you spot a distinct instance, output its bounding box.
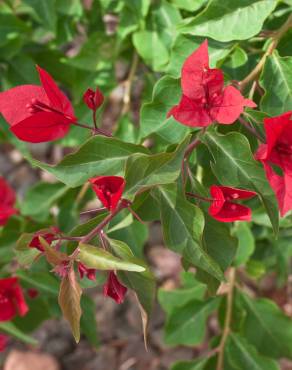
[103,271,127,304]
[208,185,257,222]
[0,334,8,352]
[255,112,292,216]
[89,176,126,212]
[0,65,76,143]
[78,262,96,281]
[29,227,60,252]
[167,40,256,127]
[0,177,17,226]
[83,87,104,111]
[0,277,28,321]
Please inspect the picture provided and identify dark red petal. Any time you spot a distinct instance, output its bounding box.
[167,95,212,127]
[0,207,17,226]
[211,86,255,124]
[209,185,225,215]
[83,88,95,110]
[263,112,292,158]
[204,68,224,97]
[89,176,126,211]
[10,111,72,143]
[14,285,29,316]
[0,85,48,126]
[27,288,39,299]
[94,87,104,109]
[209,201,252,222]
[0,177,16,207]
[103,272,127,304]
[0,334,8,352]
[181,40,209,99]
[218,186,257,200]
[261,161,292,216]
[36,65,75,118]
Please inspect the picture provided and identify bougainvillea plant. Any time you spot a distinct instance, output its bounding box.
[0,1,292,369]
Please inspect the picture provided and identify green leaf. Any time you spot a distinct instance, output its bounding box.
[15,233,39,267]
[23,0,57,33]
[158,273,206,314]
[27,136,148,187]
[109,238,155,341]
[0,14,29,47]
[178,0,277,42]
[170,0,206,12]
[260,51,292,115]
[80,295,99,348]
[225,333,280,370]
[78,243,146,272]
[164,297,220,346]
[202,130,279,234]
[133,0,181,71]
[0,322,37,345]
[21,182,68,221]
[124,136,190,199]
[139,76,190,142]
[58,266,82,343]
[16,270,59,296]
[153,184,224,281]
[233,222,255,266]
[171,359,208,370]
[168,35,233,77]
[239,292,292,359]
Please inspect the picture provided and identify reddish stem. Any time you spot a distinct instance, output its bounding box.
[186,192,213,203]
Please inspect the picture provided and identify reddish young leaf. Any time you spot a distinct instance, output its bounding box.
[83,87,104,111]
[103,271,127,304]
[0,66,76,143]
[255,111,292,216]
[58,266,82,343]
[0,177,17,226]
[167,40,256,127]
[89,176,126,212]
[0,277,28,321]
[208,185,257,222]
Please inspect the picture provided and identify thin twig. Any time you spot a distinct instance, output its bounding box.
[238,116,265,142]
[186,192,213,202]
[80,202,125,244]
[216,268,236,370]
[239,14,292,91]
[122,52,139,115]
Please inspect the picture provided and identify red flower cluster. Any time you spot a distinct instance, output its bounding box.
[168,40,256,127]
[78,262,96,281]
[0,177,17,226]
[0,277,28,321]
[103,271,127,304]
[89,176,126,212]
[256,112,292,216]
[0,66,76,143]
[208,185,257,222]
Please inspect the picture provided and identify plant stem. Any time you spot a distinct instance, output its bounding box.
[239,14,292,91]
[92,110,98,130]
[238,116,265,142]
[80,207,107,215]
[80,202,125,244]
[186,192,213,202]
[216,267,236,370]
[122,52,139,115]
